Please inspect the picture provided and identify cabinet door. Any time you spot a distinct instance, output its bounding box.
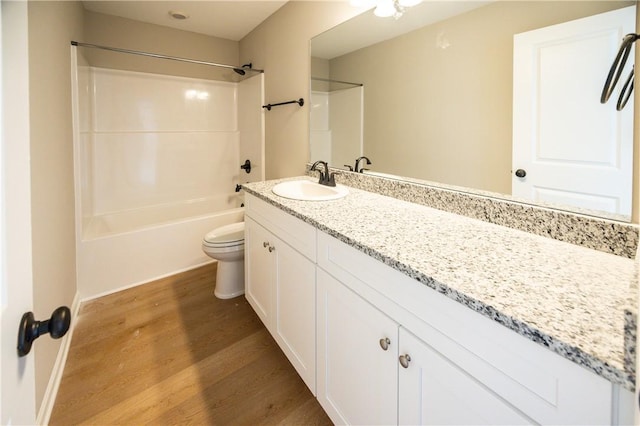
[273,239,316,394]
[244,217,274,327]
[317,269,398,425]
[398,328,532,425]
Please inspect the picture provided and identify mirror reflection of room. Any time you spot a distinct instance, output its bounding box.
[310,1,635,221]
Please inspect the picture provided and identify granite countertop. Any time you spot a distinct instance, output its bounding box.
[243,177,638,391]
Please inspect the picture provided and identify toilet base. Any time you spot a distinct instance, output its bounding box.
[214,259,245,299]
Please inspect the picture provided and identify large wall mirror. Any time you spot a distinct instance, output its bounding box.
[310,0,637,222]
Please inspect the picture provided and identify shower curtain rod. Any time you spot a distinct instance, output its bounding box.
[311,76,363,86]
[71,41,264,73]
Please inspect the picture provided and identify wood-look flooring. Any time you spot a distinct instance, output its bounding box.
[50,263,332,425]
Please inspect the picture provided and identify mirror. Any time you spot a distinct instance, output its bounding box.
[310,1,636,222]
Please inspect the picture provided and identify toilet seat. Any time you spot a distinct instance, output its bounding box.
[203,222,245,250]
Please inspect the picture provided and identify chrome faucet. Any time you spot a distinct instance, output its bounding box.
[310,160,336,187]
[354,156,371,173]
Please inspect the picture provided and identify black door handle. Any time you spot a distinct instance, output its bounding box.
[515,169,527,178]
[17,306,71,357]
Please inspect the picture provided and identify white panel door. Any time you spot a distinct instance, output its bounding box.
[513,6,635,217]
[398,328,532,425]
[0,2,37,424]
[273,239,316,394]
[244,217,274,327]
[316,268,398,425]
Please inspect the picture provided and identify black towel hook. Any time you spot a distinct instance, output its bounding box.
[601,33,639,108]
[617,65,634,111]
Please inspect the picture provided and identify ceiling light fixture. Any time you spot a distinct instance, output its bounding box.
[370,0,421,19]
[168,10,189,20]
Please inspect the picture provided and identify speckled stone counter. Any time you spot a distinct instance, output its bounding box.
[244,177,638,391]
[305,166,639,259]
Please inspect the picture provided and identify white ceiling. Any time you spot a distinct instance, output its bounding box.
[82,1,289,41]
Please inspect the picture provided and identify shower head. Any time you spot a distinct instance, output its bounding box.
[233,63,253,76]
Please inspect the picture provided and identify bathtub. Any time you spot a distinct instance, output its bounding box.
[77,202,245,300]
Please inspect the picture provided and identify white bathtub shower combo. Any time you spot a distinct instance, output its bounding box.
[71,45,264,300]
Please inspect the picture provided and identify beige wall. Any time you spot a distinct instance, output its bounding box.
[240,1,364,179]
[83,10,239,81]
[327,1,633,195]
[27,0,84,411]
[311,56,331,92]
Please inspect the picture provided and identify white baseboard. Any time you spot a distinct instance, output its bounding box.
[80,259,215,303]
[36,292,81,425]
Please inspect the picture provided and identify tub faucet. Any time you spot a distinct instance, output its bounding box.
[354,156,371,173]
[310,160,336,187]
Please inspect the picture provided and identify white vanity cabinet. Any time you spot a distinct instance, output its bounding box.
[316,231,621,425]
[245,192,633,425]
[317,267,531,425]
[398,328,531,425]
[317,268,399,425]
[244,195,317,393]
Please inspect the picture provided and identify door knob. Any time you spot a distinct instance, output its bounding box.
[399,354,412,368]
[379,337,391,351]
[515,169,527,178]
[17,306,71,357]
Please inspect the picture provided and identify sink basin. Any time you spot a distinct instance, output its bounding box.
[272,180,349,201]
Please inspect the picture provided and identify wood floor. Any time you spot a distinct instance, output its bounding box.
[50,263,332,425]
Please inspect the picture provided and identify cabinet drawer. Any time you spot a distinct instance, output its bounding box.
[317,231,612,425]
[245,194,316,261]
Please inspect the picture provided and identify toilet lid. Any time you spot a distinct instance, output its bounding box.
[203,222,245,247]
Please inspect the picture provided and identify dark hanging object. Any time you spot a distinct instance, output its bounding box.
[601,33,638,111]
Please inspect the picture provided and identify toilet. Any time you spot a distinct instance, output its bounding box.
[202,222,245,299]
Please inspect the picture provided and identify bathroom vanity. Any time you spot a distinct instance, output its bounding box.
[243,177,637,425]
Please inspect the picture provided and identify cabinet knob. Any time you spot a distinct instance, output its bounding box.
[379,337,391,351]
[263,241,269,248]
[268,246,275,253]
[399,354,411,368]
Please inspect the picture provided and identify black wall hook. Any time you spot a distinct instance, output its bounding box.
[262,98,304,111]
[17,306,71,357]
[240,159,251,174]
[601,33,639,109]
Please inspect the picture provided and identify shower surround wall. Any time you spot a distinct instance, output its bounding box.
[310,86,363,168]
[74,64,264,299]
